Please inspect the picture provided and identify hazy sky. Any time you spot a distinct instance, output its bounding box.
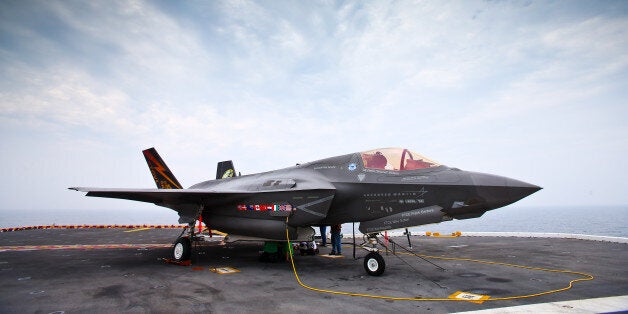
[1,0,626,212]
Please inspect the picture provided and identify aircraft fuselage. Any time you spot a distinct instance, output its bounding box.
[182,151,540,239]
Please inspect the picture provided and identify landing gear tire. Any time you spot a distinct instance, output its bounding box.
[364,252,385,276]
[173,237,191,261]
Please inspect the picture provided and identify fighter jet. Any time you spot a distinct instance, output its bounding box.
[71,147,540,275]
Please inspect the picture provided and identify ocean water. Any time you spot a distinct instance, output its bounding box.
[406,205,628,238]
[1,206,626,238]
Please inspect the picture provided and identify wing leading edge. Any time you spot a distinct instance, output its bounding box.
[69,187,333,206]
[69,187,236,205]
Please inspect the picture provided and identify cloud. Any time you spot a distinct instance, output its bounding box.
[1,0,627,209]
[0,64,129,134]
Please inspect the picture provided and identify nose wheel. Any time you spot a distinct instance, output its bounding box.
[359,233,386,276]
[364,251,385,276]
[173,237,191,261]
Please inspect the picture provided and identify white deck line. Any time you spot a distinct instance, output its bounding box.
[453,232,628,244]
[343,231,628,243]
[453,295,628,314]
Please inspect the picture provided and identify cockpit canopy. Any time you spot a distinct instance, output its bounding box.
[360,148,441,171]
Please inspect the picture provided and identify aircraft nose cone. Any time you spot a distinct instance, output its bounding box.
[506,177,542,203]
[470,172,541,209]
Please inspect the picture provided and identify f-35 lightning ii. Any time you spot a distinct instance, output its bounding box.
[71,147,540,275]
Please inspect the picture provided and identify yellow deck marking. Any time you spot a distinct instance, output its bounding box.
[319,254,344,258]
[124,228,152,233]
[210,267,240,274]
[448,291,491,304]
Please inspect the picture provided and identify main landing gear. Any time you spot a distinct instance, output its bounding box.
[172,208,205,262]
[173,236,192,261]
[172,223,215,262]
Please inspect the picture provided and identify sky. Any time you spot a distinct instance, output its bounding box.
[0,0,627,213]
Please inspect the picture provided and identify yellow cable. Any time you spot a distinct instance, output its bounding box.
[397,251,594,301]
[284,218,594,302]
[285,222,452,301]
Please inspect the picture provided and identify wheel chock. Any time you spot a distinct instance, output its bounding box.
[162,258,191,266]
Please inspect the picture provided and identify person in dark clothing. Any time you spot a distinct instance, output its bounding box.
[319,226,327,247]
[330,224,342,255]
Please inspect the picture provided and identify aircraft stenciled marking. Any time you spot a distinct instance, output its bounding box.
[357,173,366,182]
[364,168,399,174]
[364,191,424,198]
[313,165,336,170]
[404,187,428,198]
[402,175,429,181]
[297,195,334,218]
[399,199,425,204]
[383,217,409,225]
[400,208,435,217]
[452,201,466,208]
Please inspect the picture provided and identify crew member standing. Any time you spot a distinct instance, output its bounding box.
[330,224,342,255]
[319,226,327,247]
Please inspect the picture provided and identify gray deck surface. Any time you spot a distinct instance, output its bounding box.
[1,228,626,313]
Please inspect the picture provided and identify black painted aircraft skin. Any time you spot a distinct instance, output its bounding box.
[71,147,541,241]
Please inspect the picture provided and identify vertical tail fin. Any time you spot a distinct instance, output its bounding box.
[142,147,183,189]
[216,160,235,179]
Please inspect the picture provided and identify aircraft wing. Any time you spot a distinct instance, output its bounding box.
[71,148,337,230]
[69,186,336,226]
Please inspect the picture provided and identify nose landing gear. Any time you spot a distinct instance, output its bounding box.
[360,233,386,276]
